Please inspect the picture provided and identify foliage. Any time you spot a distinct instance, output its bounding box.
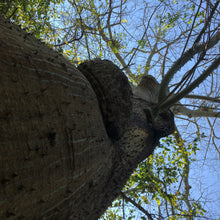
[101,133,207,220]
[0,0,62,38]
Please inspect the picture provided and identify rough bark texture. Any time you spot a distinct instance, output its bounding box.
[0,17,112,219]
[0,17,175,220]
[78,59,132,140]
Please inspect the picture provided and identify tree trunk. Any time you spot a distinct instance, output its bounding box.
[0,17,112,219]
[0,17,174,219]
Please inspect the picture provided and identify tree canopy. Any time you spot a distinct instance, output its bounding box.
[1,0,220,219]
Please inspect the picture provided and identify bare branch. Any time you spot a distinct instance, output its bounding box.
[158,29,220,103]
[173,128,193,217]
[185,94,220,103]
[144,31,160,76]
[181,0,202,56]
[159,56,220,111]
[206,117,220,157]
[121,192,154,220]
[172,103,220,118]
[194,1,220,45]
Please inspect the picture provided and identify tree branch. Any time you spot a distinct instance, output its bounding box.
[194,1,219,45]
[172,103,220,118]
[121,192,154,220]
[173,128,193,218]
[144,29,160,76]
[97,11,134,78]
[159,56,220,111]
[185,94,220,104]
[158,31,220,103]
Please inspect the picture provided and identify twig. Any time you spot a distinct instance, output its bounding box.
[120,192,154,220]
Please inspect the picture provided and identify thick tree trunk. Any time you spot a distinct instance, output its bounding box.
[0,18,113,219]
[0,17,174,219]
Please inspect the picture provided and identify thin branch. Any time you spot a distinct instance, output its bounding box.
[8,7,18,19]
[206,117,220,157]
[185,94,220,103]
[181,0,202,56]
[120,192,154,220]
[144,30,160,76]
[173,128,193,219]
[97,11,134,78]
[54,2,85,47]
[158,28,220,103]
[127,3,160,67]
[54,30,84,47]
[159,56,220,111]
[160,44,169,78]
[194,1,220,45]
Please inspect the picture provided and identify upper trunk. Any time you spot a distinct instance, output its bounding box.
[0,17,174,219]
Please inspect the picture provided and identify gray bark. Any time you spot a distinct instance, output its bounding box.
[0,17,174,219]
